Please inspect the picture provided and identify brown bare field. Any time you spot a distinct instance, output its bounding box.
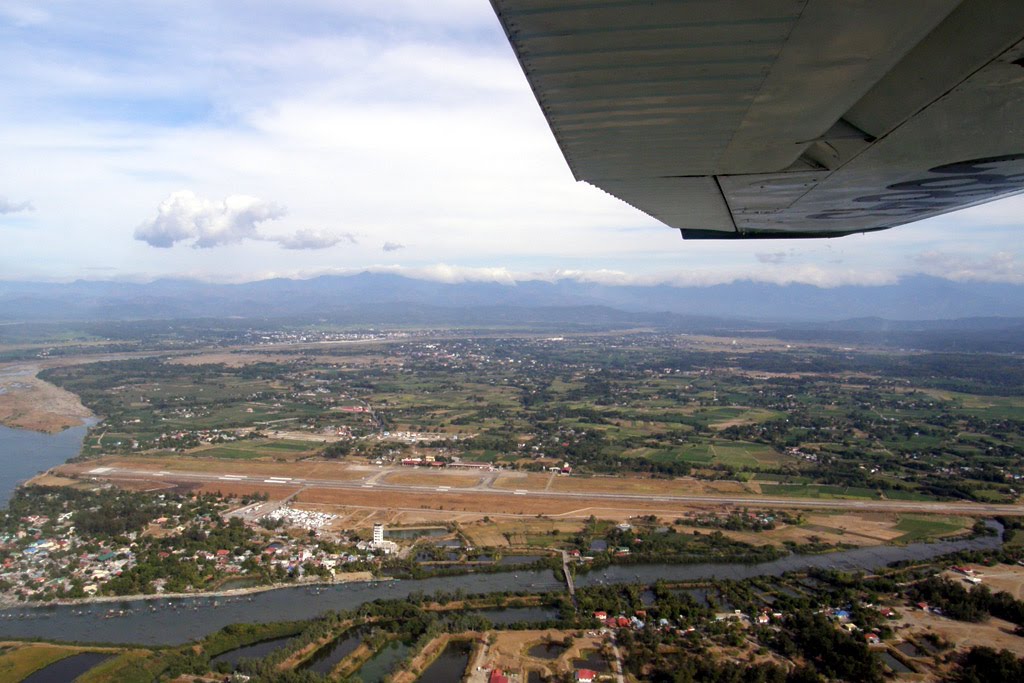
[383,471,483,488]
[489,472,541,490]
[706,480,755,494]
[548,475,705,496]
[0,363,93,432]
[24,473,83,488]
[481,630,607,678]
[896,608,1024,657]
[491,473,758,497]
[463,518,583,548]
[167,352,296,367]
[754,524,859,547]
[801,513,907,543]
[462,523,516,547]
[959,564,1024,600]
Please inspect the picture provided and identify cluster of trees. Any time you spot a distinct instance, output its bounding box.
[764,612,883,683]
[590,525,784,567]
[945,646,1024,683]
[908,576,1024,626]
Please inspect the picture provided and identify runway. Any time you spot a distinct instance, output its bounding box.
[82,465,1024,515]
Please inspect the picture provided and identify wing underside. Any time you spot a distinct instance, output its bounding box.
[491,0,1024,238]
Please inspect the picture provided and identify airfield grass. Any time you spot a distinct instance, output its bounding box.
[759,483,880,500]
[188,438,318,460]
[880,489,936,501]
[624,440,790,468]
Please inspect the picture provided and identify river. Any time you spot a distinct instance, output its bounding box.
[0,526,1000,646]
[0,421,94,507]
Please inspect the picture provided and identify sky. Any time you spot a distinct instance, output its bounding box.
[1,0,1024,288]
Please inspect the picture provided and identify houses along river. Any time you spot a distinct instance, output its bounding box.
[0,527,1001,645]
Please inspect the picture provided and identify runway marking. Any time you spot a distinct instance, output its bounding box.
[437,486,450,492]
[514,490,527,495]
[88,467,112,474]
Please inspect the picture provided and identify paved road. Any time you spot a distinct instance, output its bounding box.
[81,466,1024,515]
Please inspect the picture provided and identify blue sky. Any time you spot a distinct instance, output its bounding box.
[1,0,1023,287]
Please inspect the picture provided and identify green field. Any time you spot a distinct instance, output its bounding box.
[893,515,967,542]
[192,439,318,459]
[759,483,880,500]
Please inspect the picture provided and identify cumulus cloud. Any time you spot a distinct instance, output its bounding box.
[382,241,405,252]
[135,191,284,248]
[0,197,34,214]
[134,191,352,251]
[271,229,357,250]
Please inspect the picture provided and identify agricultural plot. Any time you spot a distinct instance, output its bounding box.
[33,329,1024,507]
[892,515,969,542]
[190,438,317,460]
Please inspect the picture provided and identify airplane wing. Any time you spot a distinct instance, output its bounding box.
[490,0,1024,239]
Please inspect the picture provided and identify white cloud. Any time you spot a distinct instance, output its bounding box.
[0,196,33,214]
[271,229,357,250]
[134,191,357,251]
[382,241,404,252]
[755,252,787,264]
[914,250,1024,284]
[134,191,285,248]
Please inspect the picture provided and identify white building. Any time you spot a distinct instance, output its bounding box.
[369,523,397,554]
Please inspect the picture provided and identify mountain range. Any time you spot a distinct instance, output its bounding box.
[2,273,1024,323]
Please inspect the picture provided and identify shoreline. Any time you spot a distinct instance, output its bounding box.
[0,571,381,610]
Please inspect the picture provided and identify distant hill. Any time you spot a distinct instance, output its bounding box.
[3,272,1024,323]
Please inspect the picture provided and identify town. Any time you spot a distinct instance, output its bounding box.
[1,324,1024,682]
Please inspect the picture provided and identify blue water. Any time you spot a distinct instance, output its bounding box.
[417,640,471,682]
[355,639,411,683]
[21,652,110,683]
[0,420,93,506]
[210,635,296,669]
